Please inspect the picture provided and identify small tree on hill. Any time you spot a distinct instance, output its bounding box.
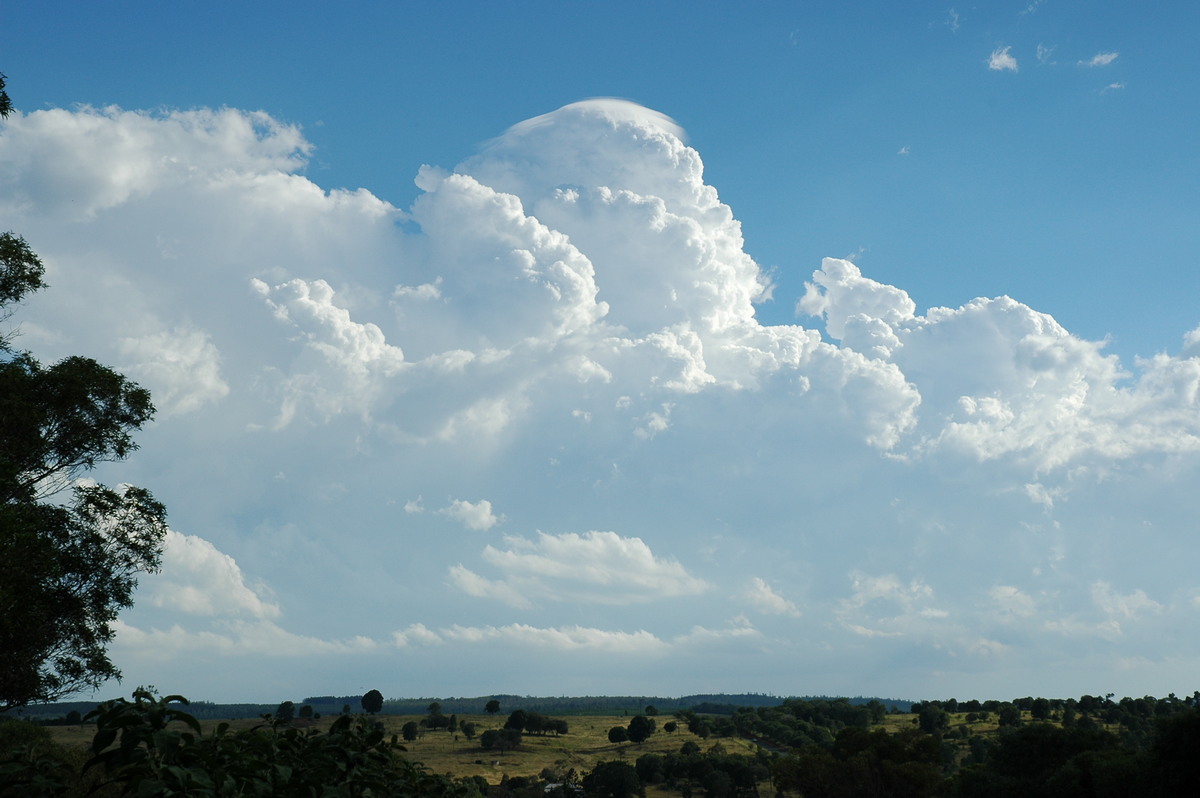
[361,689,383,715]
[485,699,501,715]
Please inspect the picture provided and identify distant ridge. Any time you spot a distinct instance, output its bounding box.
[20,693,914,720]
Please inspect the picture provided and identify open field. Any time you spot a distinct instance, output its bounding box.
[47,712,761,785]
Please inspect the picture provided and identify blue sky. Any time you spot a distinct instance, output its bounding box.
[4,1,1200,704]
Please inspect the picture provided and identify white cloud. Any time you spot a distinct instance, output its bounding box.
[988,46,1019,72]
[145,530,280,620]
[441,623,669,654]
[439,498,501,530]
[746,578,802,617]
[452,530,710,606]
[119,327,229,416]
[836,572,945,638]
[990,585,1037,620]
[1080,52,1119,67]
[7,97,1200,700]
[1036,44,1056,65]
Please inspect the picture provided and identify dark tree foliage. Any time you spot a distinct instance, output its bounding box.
[361,689,384,715]
[275,701,295,723]
[0,224,167,711]
[1,688,478,797]
[583,761,643,798]
[627,714,656,743]
[0,73,11,118]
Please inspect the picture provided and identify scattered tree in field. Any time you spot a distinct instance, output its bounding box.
[402,721,420,742]
[342,703,352,715]
[645,705,658,716]
[275,701,295,723]
[460,721,477,741]
[480,727,522,753]
[505,709,529,731]
[627,715,656,743]
[663,721,678,734]
[608,725,629,745]
[0,206,167,711]
[427,701,442,715]
[361,689,384,715]
[485,699,501,715]
[299,704,314,720]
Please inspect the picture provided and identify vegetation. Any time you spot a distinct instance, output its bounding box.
[0,76,168,713]
[12,690,1200,796]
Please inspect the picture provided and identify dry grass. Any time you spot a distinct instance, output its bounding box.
[48,712,759,785]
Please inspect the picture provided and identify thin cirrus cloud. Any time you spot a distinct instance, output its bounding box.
[4,97,1200,700]
[1079,51,1119,67]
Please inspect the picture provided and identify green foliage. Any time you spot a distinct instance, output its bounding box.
[361,689,383,715]
[582,761,643,798]
[626,715,655,744]
[1,220,167,712]
[74,688,474,797]
[0,233,46,331]
[0,72,11,118]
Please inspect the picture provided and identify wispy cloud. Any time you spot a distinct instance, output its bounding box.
[946,8,960,33]
[1101,82,1126,94]
[988,46,1019,72]
[1036,44,1056,65]
[1080,51,1119,67]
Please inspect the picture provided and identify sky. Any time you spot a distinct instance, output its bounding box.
[3,0,1200,705]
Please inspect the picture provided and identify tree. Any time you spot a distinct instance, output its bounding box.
[583,761,643,798]
[485,698,501,715]
[361,689,383,715]
[608,725,630,745]
[0,73,11,118]
[627,715,656,744]
[505,709,529,731]
[402,721,420,742]
[276,701,295,723]
[0,221,167,711]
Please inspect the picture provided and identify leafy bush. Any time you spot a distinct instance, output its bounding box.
[7,688,482,797]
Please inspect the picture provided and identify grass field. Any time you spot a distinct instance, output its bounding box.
[48,711,762,786]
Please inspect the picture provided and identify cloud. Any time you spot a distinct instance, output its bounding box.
[988,46,1019,72]
[1080,52,1119,67]
[439,498,501,530]
[119,327,229,416]
[1036,44,1056,65]
[836,573,946,638]
[745,578,802,617]
[7,98,1200,700]
[458,530,710,606]
[145,530,280,619]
